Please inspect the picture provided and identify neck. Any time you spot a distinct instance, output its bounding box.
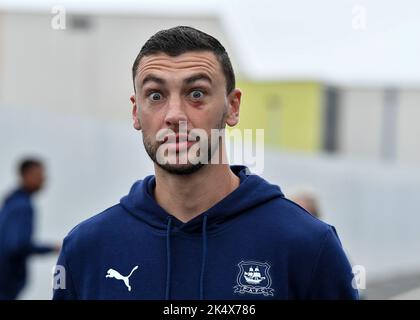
[153,164,240,223]
[21,184,35,195]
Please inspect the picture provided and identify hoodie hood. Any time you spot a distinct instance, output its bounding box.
[120,165,284,234]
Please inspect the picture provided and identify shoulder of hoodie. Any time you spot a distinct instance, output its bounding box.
[60,203,131,251]
[2,191,32,213]
[255,195,339,246]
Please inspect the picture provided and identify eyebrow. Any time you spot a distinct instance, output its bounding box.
[183,73,212,85]
[141,74,165,86]
[141,73,212,87]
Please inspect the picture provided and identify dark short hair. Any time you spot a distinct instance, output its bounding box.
[18,158,43,177]
[132,26,235,94]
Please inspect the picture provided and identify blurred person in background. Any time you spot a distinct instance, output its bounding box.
[289,188,321,219]
[0,158,59,300]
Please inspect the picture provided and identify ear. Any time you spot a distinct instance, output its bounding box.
[225,88,241,127]
[130,94,142,130]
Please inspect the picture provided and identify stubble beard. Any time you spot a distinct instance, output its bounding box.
[142,110,227,176]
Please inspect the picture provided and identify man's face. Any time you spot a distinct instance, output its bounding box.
[131,51,240,175]
[23,165,45,193]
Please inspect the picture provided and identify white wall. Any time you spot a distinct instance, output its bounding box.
[336,87,420,166]
[396,89,420,165]
[337,88,384,160]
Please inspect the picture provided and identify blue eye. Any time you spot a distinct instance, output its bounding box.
[190,90,204,100]
[148,92,162,101]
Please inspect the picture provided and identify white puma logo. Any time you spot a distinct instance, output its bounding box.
[105,265,139,292]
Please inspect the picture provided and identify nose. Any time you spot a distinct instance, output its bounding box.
[164,94,188,129]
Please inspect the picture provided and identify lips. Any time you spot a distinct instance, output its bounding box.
[162,133,196,152]
[163,133,189,143]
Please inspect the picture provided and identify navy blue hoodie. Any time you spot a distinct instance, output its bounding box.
[53,166,358,300]
[0,189,54,299]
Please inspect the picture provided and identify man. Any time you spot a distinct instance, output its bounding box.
[0,158,58,299]
[53,26,358,299]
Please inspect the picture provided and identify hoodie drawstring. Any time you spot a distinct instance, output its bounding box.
[165,217,172,300]
[199,214,208,300]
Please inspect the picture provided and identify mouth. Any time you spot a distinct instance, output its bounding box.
[162,133,197,152]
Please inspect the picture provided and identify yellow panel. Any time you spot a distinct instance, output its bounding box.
[233,81,323,152]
